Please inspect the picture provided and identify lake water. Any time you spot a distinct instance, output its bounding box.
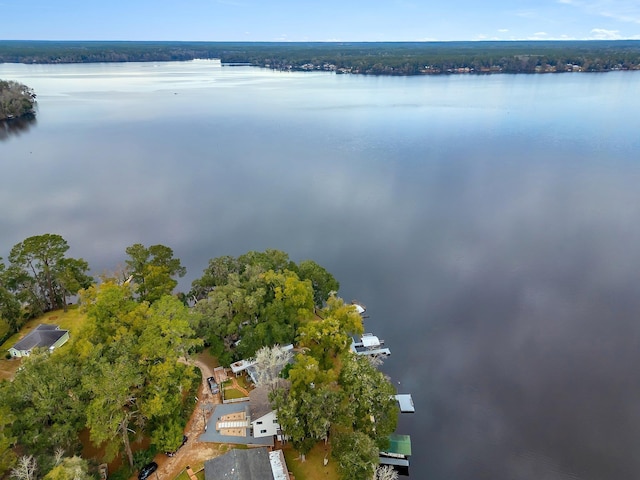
[2,61,640,479]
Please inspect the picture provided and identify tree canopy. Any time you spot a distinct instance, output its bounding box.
[0,243,396,480]
[1,234,92,325]
[0,80,36,121]
[124,243,186,303]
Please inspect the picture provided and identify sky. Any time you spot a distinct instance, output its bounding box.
[2,0,640,42]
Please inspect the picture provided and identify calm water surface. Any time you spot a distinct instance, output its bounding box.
[2,61,640,479]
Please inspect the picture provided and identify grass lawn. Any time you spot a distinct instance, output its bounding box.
[235,375,250,389]
[283,443,339,480]
[0,305,87,381]
[222,387,247,400]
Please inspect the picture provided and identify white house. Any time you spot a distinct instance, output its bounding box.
[8,324,70,358]
[249,386,281,439]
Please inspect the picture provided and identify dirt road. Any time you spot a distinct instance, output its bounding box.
[146,355,224,480]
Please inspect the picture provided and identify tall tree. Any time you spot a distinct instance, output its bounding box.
[0,352,85,459]
[338,355,398,449]
[7,234,91,314]
[125,244,186,303]
[0,405,17,478]
[297,295,363,370]
[189,255,240,302]
[0,259,21,333]
[83,345,144,469]
[79,282,199,462]
[297,259,340,308]
[331,430,378,480]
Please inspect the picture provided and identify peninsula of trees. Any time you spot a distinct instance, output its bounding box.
[0,80,36,121]
[1,40,640,75]
[0,236,399,480]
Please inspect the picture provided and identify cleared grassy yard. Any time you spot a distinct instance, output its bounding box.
[283,443,339,480]
[0,305,87,381]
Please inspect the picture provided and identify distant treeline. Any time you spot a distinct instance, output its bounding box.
[2,40,640,75]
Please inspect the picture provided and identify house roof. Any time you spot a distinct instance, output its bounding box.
[268,450,290,480]
[11,324,68,352]
[249,386,273,420]
[204,447,274,480]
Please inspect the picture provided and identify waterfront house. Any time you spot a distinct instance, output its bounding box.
[249,386,281,439]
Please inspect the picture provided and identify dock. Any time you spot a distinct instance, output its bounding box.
[394,394,415,413]
[351,333,391,357]
[379,434,412,469]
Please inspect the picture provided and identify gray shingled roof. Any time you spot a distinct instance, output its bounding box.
[204,447,274,480]
[249,386,273,420]
[11,324,68,352]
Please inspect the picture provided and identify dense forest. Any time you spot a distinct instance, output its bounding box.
[0,80,36,121]
[0,236,398,480]
[1,40,640,75]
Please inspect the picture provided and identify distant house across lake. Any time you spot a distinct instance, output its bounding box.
[7,324,70,358]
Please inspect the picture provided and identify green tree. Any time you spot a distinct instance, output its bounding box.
[297,295,363,370]
[0,405,17,478]
[83,347,144,469]
[297,259,339,308]
[189,255,240,301]
[0,352,85,460]
[8,234,92,314]
[331,430,378,480]
[271,352,340,460]
[338,355,398,449]
[0,80,36,120]
[0,259,22,333]
[237,249,295,274]
[78,282,199,465]
[125,244,186,303]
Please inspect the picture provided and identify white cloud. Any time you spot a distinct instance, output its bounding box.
[498,28,509,33]
[533,31,548,36]
[589,27,622,39]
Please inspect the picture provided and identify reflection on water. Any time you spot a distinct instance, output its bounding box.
[0,113,37,142]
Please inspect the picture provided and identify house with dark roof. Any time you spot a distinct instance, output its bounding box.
[203,447,290,480]
[249,386,281,439]
[7,324,70,358]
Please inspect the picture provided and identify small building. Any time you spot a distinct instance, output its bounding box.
[379,434,412,471]
[230,358,257,376]
[351,333,391,357]
[204,447,290,480]
[8,324,70,358]
[250,386,281,439]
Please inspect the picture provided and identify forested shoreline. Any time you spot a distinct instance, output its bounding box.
[2,40,640,75]
[0,236,398,480]
[0,80,36,121]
